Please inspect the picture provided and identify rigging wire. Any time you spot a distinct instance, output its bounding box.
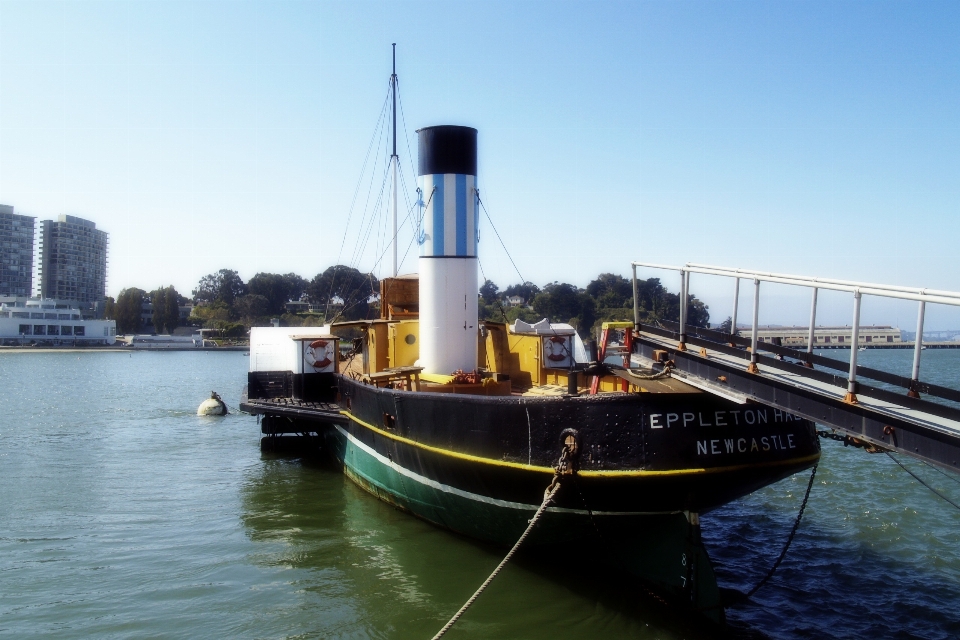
[366,197,417,273]
[478,257,509,323]
[333,86,390,269]
[329,186,426,324]
[395,182,431,273]
[330,91,423,322]
[887,453,960,511]
[396,80,419,182]
[326,85,391,320]
[395,164,417,272]
[325,72,424,322]
[920,458,960,487]
[368,187,432,275]
[477,195,527,286]
[349,105,394,270]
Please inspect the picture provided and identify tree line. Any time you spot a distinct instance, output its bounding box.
[478,273,709,338]
[105,286,187,335]
[105,266,380,336]
[105,267,708,339]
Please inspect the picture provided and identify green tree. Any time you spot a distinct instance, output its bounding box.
[115,288,145,334]
[151,287,168,334]
[193,269,247,305]
[234,294,270,326]
[586,273,634,309]
[150,285,182,334]
[503,282,540,305]
[189,301,233,327]
[532,282,596,337]
[479,279,500,304]
[248,272,308,316]
[163,286,181,333]
[306,266,379,322]
[102,296,116,320]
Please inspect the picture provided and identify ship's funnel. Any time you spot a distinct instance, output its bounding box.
[417,125,479,375]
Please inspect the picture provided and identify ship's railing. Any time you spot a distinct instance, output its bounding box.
[630,261,960,404]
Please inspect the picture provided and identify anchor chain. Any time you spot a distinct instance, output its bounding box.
[745,464,818,598]
[430,437,578,639]
[817,429,889,453]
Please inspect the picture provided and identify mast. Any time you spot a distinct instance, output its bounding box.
[391,43,398,277]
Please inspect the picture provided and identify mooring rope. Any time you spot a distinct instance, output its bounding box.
[430,443,576,640]
[430,481,561,639]
[623,365,674,381]
[746,463,817,597]
[887,453,960,511]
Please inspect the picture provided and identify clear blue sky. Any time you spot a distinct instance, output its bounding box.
[1,1,958,328]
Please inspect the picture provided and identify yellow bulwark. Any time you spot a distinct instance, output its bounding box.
[333,278,698,396]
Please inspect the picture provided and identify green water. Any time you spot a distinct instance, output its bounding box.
[1,350,959,638]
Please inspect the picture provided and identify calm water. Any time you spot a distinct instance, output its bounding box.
[1,350,959,639]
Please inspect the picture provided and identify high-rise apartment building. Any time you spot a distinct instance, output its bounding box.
[0,204,36,297]
[38,215,108,303]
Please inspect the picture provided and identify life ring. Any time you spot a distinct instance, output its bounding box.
[545,335,569,362]
[305,339,334,370]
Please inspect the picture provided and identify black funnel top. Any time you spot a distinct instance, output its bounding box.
[417,125,477,176]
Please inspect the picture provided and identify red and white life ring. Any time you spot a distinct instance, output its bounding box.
[305,339,334,370]
[545,335,569,362]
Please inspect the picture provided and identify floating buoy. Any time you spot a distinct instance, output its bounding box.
[198,391,228,416]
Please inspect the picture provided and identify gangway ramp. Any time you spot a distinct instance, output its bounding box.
[628,262,960,473]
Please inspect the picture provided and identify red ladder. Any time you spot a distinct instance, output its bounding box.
[590,321,634,394]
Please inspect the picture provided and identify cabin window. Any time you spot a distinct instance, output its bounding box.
[824,337,831,343]
[74,326,85,337]
[866,336,872,343]
[48,325,59,335]
[62,326,73,336]
[887,336,893,342]
[18,324,30,335]
[838,336,844,343]
[33,325,46,335]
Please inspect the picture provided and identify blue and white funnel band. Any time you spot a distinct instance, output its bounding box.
[419,173,478,257]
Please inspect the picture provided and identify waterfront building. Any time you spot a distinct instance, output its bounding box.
[736,325,902,348]
[0,205,36,297]
[38,215,108,304]
[127,334,209,349]
[0,297,116,345]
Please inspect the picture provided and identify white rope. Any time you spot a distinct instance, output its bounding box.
[430,482,562,639]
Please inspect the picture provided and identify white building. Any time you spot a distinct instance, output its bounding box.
[737,325,902,348]
[0,297,116,345]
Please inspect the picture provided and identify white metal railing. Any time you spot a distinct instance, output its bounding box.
[631,261,960,400]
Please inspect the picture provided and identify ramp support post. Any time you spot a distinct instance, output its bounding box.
[844,290,862,403]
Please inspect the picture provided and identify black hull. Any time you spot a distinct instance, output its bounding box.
[336,375,820,519]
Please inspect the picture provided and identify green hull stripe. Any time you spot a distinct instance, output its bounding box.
[335,425,677,517]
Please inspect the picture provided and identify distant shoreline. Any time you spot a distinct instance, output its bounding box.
[0,346,249,353]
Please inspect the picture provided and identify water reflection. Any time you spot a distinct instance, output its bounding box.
[239,453,714,639]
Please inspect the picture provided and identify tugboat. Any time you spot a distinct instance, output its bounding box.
[242,123,820,624]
